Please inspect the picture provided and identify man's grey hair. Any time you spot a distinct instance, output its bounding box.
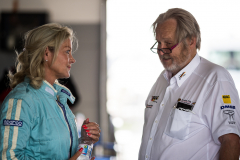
[152,8,201,50]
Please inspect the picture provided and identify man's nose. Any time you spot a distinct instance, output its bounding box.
[158,49,165,56]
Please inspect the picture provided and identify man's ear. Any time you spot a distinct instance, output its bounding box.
[189,36,197,47]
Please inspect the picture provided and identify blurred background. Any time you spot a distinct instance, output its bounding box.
[1,0,240,160]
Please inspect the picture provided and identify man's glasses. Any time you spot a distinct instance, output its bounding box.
[150,42,179,54]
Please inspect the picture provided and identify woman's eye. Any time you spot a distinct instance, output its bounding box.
[66,50,70,54]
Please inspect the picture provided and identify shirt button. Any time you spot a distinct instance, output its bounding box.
[146,155,148,158]
[150,137,152,140]
[155,120,158,123]
[162,104,164,106]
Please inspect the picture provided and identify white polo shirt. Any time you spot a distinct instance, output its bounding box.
[139,54,240,160]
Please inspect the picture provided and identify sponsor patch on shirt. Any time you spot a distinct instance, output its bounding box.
[61,89,71,96]
[220,105,235,110]
[3,119,23,127]
[223,110,235,124]
[222,95,231,104]
[176,102,194,112]
[176,98,196,112]
[151,96,159,103]
[146,105,153,108]
[179,72,186,80]
[178,98,195,106]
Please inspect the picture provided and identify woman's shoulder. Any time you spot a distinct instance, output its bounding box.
[3,81,40,107]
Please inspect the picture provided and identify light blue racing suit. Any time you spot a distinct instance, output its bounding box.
[0,77,78,160]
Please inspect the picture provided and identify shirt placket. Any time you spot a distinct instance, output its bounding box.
[145,78,176,160]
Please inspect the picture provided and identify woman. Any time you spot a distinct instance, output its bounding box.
[0,23,100,160]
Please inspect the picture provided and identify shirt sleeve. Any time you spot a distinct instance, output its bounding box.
[202,80,240,145]
[0,98,36,160]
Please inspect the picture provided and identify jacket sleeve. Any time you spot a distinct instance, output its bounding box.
[0,98,36,160]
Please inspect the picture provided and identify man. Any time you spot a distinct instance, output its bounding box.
[139,8,240,160]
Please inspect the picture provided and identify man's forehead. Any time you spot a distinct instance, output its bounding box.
[156,18,177,40]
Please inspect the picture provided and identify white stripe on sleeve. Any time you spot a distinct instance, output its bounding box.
[2,99,14,160]
[10,99,22,159]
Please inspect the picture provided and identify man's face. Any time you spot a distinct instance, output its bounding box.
[156,18,192,76]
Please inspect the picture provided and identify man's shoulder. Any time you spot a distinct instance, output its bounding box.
[195,57,232,84]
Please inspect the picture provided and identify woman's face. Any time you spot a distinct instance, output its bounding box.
[45,38,76,82]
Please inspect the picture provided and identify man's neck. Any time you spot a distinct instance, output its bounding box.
[171,52,197,77]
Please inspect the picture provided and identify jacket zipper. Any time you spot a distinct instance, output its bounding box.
[56,100,73,157]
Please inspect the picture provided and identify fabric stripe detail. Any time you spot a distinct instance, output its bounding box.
[2,99,14,160]
[43,80,57,93]
[57,103,70,132]
[56,101,72,153]
[56,103,70,133]
[10,99,22,159]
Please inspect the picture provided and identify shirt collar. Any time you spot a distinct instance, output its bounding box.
[53,82,75,104]
[163,53,201,87]
[24,77,75,103]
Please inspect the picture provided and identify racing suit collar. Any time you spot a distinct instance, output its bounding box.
[53,82,75,104]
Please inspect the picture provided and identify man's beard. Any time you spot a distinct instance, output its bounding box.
[160,45,191,74]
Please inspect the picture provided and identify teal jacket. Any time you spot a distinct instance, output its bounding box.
[0,78,78,160]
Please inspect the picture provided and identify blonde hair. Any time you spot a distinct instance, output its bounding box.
[8,23,78,89]
[152,8,201,50]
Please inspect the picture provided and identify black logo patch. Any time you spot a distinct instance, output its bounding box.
[176,102,194,112]
[176,102,193,111]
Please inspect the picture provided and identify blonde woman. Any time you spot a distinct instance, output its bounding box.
[0,23,100,160]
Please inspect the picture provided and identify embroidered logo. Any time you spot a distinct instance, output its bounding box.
[175,102,194,112]
[151,96,159,103]
[223,110,235,124]
[222,95,231,104]
[191,102,196,106]
[61,89,70,96]
[146,105,153,108]
[220,105,235,110]
[179,72,186,80]
[176,98,196,112]
[3,119,23,127]
[182,99,188,104]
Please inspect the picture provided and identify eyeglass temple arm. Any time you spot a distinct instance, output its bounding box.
[170,43,178,50]
[150,41,157,49]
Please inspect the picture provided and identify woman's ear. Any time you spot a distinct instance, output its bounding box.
[44,47,50,61]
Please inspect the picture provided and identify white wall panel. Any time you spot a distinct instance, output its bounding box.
[0,0,100,24]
